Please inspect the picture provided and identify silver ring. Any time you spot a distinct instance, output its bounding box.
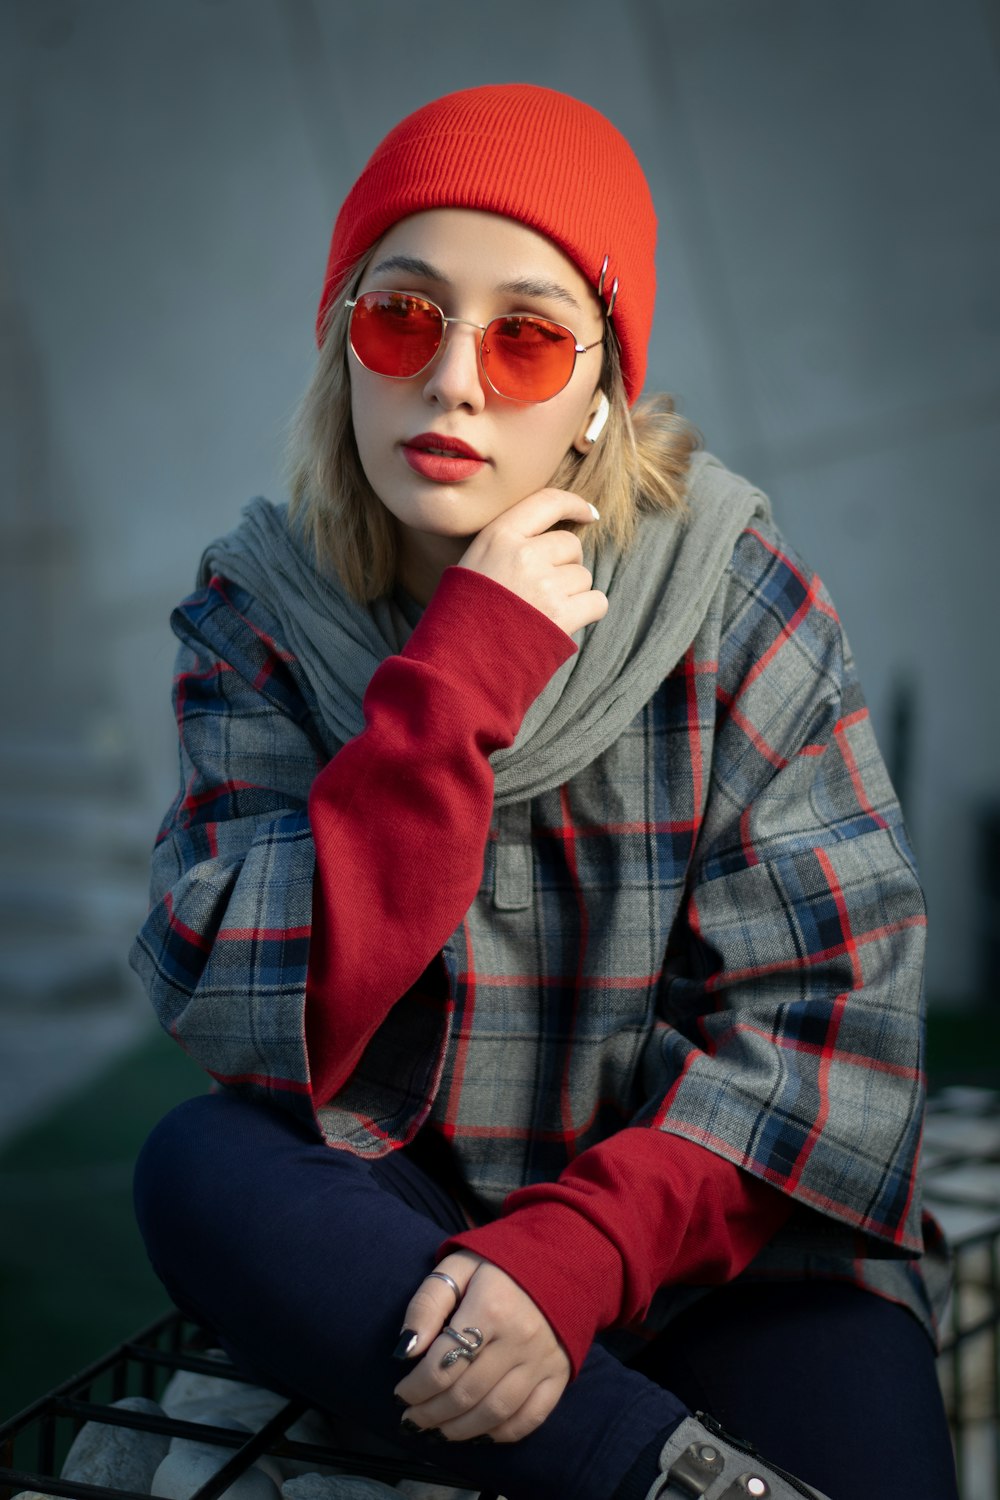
[440,1325,484,1369]
[425,1271,461,1309]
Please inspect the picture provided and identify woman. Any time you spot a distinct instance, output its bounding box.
[131,85,957,1500]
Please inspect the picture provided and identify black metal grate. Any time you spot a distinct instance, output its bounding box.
[0,1310,498,1500]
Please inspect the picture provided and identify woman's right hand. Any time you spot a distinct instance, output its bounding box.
[394,1251,572,1443]
[457,489,609,638]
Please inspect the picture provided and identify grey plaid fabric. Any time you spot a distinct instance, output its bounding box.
[132,502,949,1350]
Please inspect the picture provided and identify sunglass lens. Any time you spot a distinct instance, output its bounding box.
[482,316,576,401]
[350,293,442,377]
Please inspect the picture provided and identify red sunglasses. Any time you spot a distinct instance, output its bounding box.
[345,290,603,404]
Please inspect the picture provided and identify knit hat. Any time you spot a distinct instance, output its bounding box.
[316,84,657,404]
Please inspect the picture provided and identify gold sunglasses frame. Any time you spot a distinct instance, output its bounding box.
[344,291,603,403]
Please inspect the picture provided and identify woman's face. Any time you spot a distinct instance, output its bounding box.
[347,208,605,591]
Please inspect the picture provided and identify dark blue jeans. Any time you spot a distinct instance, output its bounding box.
[133,1092,958,1500]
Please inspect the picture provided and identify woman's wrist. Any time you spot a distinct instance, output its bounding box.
[441,1203,622,1378]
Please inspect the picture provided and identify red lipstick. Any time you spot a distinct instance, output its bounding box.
[401,432,487,483]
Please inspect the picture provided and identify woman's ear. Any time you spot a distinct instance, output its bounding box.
[574,391,610,453]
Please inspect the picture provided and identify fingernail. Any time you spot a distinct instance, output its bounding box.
[399,1417,423,1435]
[392,1329,419,1360]
[393,1394,408,1410]
[469,1433,495,1445]
[587,503,600,520]
[420,1428,446,1443]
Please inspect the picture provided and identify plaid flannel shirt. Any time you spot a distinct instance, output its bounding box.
[131,511,946,1344]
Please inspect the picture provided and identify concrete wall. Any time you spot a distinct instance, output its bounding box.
[2,0,998,1007]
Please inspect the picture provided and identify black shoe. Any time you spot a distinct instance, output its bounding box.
[644,1412,832,1499]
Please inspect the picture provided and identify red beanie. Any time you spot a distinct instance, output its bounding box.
[316,84,656,405]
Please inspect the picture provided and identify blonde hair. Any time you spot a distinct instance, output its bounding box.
[287,271,700,602]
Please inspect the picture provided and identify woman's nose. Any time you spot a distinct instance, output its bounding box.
[421,321,488,412]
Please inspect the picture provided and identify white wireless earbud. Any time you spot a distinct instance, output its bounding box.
[583,391,610,444]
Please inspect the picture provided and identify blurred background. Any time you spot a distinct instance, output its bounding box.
[1,0,998,1432]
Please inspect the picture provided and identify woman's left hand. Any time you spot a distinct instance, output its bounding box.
[393,1250,572,1443]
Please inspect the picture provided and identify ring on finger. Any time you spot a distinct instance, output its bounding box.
[441,1325,484,1369]
[425,1270,461,1312]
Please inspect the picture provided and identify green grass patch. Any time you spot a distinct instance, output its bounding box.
[926,1002,1000,1089]
[0,1028,205,1420]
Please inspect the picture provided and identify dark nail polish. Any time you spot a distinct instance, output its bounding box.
[469,1433,495,1445]
[400,1417,423,1435]
[392,1329,419,1360]
[420,1428,446,1443]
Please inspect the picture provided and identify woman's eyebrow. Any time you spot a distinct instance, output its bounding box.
[496,276,581,312]
[368,257,581,313]
[369,254,443,279]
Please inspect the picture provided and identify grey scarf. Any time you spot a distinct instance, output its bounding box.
[199,451,770,805]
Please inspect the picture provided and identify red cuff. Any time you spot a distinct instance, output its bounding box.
[441,1130,792,1377]
[403,566,576,712]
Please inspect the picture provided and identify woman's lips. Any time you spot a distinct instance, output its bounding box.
[401,432,487,483]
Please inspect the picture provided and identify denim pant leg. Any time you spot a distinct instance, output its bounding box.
[132,1091,684,1500]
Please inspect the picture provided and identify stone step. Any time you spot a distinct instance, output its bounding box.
[0,792,154,840]
[0,868,148,937]
[0,932,130,1006]
[0,732,143,801]
[0,795,155,859]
